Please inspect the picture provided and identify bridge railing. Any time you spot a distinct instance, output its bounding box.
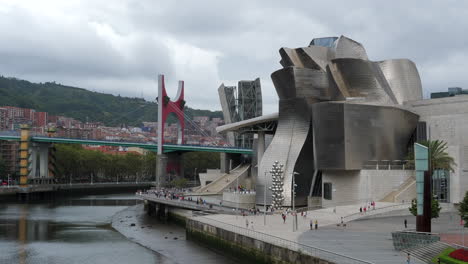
[193,216,374,264]
[0,131,252,151]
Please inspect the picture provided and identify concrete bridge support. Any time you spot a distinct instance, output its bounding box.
[220,153,242,174]
[156,152,183,187]
[18,125,56,186]
[29,143,55,184]
[146,201,168,219]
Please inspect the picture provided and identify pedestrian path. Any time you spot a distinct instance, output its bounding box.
[195,164,250,194]
[194,202,422,263]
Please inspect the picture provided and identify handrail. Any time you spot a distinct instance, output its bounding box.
[0,132,253,151]
[193,215,374,264]
[343,202,411,221]
[396,229,440,235]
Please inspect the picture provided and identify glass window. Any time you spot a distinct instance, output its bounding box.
[324,182,332,200]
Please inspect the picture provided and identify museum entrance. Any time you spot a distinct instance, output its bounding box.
[432,169,450,203]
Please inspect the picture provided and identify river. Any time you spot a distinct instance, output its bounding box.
[0,193,235,264]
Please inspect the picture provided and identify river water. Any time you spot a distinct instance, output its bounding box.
[0,193,234,264]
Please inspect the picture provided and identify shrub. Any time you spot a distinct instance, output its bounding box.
[449,249,468,262]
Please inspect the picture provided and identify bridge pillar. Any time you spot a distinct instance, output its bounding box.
[157,152,183,186]
[220,153,229,174]
[220,153,242,174]
[156,74,185,188]
[29,143,55,184]
[156,74,185,155]
[19,125,30,187]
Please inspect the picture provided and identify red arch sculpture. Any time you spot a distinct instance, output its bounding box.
[157,74,185,155]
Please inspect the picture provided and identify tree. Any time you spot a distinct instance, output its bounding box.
[169,178,188,188]
[0,157,7,178]
[459,191,468,227]
[407,140,456,174]
[409,197,442,219]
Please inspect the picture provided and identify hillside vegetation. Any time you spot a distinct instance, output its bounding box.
[0,76,223,126]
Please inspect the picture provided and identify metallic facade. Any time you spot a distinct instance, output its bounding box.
[255,35,423,206]
[218,78,262,148]
[313,102,419,170]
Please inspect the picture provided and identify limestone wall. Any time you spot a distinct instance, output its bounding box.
[221,192,255,209]
[186,218,333,264]
[321,170,415,208]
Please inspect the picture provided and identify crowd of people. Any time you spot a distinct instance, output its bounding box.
[139,187,216,208]
[359,201,376,214]
[139,187,325,232]
[227,185,255,194]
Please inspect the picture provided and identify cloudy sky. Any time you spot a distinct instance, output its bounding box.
[0,1,467,113]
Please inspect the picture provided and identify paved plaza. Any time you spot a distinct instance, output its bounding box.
[195,203,460,263]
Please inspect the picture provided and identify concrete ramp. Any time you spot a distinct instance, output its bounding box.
[380,176,415,203]
[196,164,250,194]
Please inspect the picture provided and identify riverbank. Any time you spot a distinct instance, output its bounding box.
[111,204,237,264]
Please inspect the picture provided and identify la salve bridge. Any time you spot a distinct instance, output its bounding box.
[0,134,252,154]
[0,74,253,199]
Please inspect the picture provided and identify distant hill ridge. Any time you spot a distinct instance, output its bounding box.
[0,76,223,126]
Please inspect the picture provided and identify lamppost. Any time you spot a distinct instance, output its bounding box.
[264,170,267,226]
[292,172,299,232]
[194,168,198,185]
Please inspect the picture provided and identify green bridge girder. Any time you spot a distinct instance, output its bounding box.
[0,135,253,155]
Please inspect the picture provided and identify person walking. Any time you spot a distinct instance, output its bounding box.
[282,213,286,223]
[314,219,318,230]
[404,219,408,229]
[310,220,313,230]
[245,219,249,228]
[359,207,362,214]
[407,253,411,264]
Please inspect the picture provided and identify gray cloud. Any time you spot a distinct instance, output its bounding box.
[0,1,467,114]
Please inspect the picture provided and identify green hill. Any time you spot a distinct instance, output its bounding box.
[0,76,223,126]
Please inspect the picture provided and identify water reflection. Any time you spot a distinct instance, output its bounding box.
[0,194,164,264]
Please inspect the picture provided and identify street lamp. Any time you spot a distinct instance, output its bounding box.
[194,168,198,185]
[292,172,299,232]
[264,170,267,226]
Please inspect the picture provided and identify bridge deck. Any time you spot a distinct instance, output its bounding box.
[0,135,253,154]
[137,193,238,214]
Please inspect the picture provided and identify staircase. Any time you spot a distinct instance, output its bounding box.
[195,164,250,194]
[380,176,415,203]
[402,241,452,263]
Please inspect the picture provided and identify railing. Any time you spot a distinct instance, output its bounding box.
[0,182,155,188]
[343,202,411,222]
[362,160,414,170]
[0,131,252,150]
[193,216,374,264]
[138,193,240,214]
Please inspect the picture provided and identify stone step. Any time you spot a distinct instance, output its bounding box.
[403,241,452,263]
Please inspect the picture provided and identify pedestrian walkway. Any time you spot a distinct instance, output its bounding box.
[194,202,424,263]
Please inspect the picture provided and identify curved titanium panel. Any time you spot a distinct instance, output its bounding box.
[279,48,323,70]
[334,36,369,60]
[296,46,333,71]
[271,67,331,100]
[330,58,398,104]
[377,59,423,104]
[256,98,312,206]
[313,102,419,170]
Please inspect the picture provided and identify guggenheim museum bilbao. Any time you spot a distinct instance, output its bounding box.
[217,35,468,208]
